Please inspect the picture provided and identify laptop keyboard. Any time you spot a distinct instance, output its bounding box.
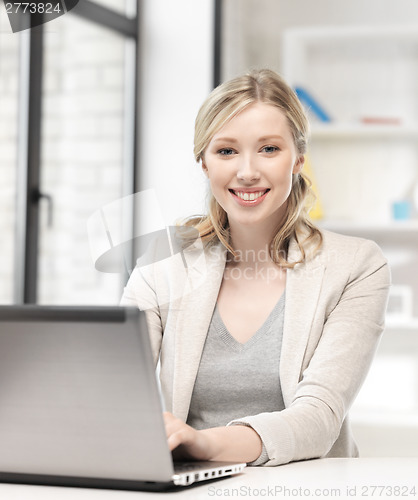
[173,462,207,473]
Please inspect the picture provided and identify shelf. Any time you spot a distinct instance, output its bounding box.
[318,220,418,235]
[310,123,418,139]
[284,25,418,43]
[316,220,418,247]
[385,319,418,331]
[350,412,418,428]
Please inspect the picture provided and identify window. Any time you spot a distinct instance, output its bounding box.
[0,5,20,303]
[93,0,136,17]
[0,1,138,304]
[38,14,130,304]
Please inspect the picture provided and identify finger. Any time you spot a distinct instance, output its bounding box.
[167,431,183,451]
[163,411,175,424]
[167,427,192,451]
[163,412,188,439]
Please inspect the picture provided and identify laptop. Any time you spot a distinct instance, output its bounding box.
[0,305,246,491]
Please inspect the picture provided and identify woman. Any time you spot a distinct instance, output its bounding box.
[121,69,390,466]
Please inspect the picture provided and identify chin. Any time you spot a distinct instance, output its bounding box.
[229,214,267,227]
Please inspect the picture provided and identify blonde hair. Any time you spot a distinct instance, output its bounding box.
[184,68,322,268]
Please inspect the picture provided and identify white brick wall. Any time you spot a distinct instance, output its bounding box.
[38,11,127,304]
[0,4,19,303]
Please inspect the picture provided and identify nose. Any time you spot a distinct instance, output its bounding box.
[236,154,260,182]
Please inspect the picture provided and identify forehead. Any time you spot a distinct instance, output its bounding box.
[212,102,293,141]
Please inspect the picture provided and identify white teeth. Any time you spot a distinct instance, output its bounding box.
[233,190,266,201]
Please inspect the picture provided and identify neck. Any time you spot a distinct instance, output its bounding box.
[228,221,277,267]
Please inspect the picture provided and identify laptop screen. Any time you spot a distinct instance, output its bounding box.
[0,306,173,483]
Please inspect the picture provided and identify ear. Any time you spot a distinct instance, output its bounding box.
[292,155,304,175]
[201,159,209,177]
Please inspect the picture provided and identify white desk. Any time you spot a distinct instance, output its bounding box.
[1,458,417,499]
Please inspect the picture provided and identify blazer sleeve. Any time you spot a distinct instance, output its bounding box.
[228,238,391,466]
[120,264,163,367]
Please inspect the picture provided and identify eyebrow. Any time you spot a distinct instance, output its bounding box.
[258,135,286,142]
[212,137,238,143]
[212,135,285,143]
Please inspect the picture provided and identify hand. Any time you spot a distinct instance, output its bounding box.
[163,412,263,463]
[163,412,214,461]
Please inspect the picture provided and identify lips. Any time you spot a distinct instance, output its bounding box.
[229,188,270,206]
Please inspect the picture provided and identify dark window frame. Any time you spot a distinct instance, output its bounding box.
[213,0,223,88]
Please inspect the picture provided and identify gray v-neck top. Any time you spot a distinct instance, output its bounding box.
[186,293,286,433]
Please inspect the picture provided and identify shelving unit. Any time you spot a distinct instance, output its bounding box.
[282,24,418,145]
[319,220,418,234]
[319,220,418,245]
[311,124,418,140]
[282,25,418,456]
[282,24,418,244]
[386,319,418,331]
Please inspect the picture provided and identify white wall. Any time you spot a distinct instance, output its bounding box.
[138,0,214,226]
[222,0,418,79]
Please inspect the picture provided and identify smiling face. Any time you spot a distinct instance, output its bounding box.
[202,102,304,234]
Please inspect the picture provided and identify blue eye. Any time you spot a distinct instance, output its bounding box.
[218,148,236,156]
[261,146,279,154]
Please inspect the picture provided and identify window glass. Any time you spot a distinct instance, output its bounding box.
[0,5,19,303]
[91,0,137,17]
[39,13,129,305]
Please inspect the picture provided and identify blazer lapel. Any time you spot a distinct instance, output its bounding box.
[169,236,325,418]
[280,238,325,407]
[172,242,226,420]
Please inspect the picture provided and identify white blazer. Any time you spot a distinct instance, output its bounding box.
[121,229,390,466]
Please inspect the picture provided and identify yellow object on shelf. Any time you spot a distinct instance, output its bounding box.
[303,154,323,220]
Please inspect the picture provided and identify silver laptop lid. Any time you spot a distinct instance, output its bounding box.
[0,306,174,483]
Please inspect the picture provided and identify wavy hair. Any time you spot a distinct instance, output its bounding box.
[183,68,322,268]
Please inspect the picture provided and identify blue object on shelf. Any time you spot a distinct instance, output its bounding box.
[392,201,411,221]
[294,86,331,122]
